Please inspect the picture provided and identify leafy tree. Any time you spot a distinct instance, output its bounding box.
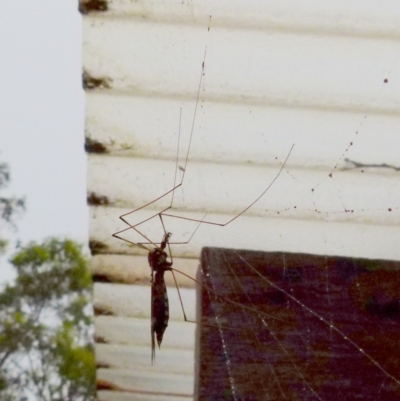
[0,239,95,401]
[0,161,25,254]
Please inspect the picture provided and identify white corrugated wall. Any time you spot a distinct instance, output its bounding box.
[82,1,400,400]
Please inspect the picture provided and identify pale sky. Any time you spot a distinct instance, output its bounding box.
[0,1,87,283]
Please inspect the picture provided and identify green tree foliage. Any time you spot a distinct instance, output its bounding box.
[0,161,25,254]
[0,239,95,401]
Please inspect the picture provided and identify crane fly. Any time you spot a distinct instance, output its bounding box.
[113,139,294,363]
[147,230,211,364]
[111,17,295,361]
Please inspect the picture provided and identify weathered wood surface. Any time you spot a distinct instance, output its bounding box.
[197,248,400,400]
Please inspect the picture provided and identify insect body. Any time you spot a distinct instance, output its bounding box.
[148,232,173,363]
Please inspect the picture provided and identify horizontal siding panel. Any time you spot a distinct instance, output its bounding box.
[97,369,193,398]
[95,316,196,349]
[91,206,400,261]
[91,255,198,287]
[83,20,400,113]
[88,155,400,223]
[98,390,192,401]
[94,283,196,321]
[101,0,400,39]
[86,93,400,165]
[96,343,194,375]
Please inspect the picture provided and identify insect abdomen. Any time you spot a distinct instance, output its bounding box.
[151,269,169,362]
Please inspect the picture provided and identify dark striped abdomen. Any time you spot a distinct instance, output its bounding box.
[151,269,169,362]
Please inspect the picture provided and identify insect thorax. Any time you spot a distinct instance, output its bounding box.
[148,247,172,272]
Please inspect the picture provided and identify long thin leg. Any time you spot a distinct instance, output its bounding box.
[117,47,207,224]
[113,19,289,251]
[170,268,251,330]
[113,213,190,250]
[156,46,207,213]
[171,266,288,325]
[112,228,151,251]
[159,206,270,324]
[113,47,209,249]
[170,108,182,209]
[113,205,179,249]
[162,143,295,227]
[116,202,174,239]
[112,225,154,251]
[179,46,208,184]
[170,269,193,323]
[159,212,207,253]
[117,143,294,249]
